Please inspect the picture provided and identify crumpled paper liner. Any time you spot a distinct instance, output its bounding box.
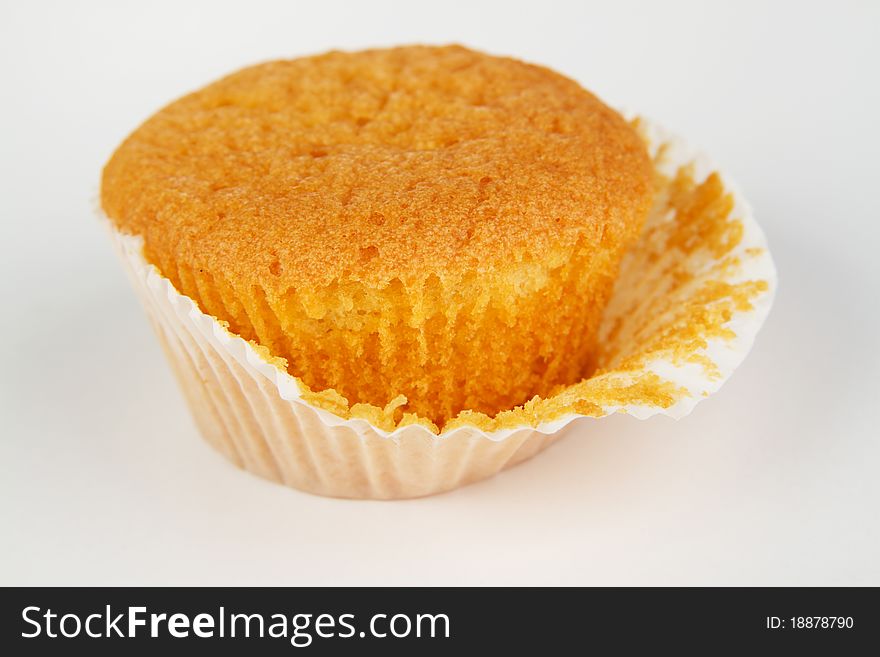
[107,117,776,499]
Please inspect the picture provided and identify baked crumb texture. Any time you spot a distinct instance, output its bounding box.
[102,45,654,426]
[274,121,773,434]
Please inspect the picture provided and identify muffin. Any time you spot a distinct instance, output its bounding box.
[103,45,776,498]
[102,45,653,428]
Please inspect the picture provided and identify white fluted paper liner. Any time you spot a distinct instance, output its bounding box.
[107,117,776,499]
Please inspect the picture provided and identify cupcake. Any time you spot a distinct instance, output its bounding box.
[102,45,775,498]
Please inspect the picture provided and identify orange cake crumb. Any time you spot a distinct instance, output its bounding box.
[102,45,654,426]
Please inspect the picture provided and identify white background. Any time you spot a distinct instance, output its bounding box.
[2,0,878,585]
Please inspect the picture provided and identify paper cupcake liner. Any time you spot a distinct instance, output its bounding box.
[107,116,776,499]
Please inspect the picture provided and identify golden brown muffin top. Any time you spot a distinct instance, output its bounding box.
[102,45,652,291]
